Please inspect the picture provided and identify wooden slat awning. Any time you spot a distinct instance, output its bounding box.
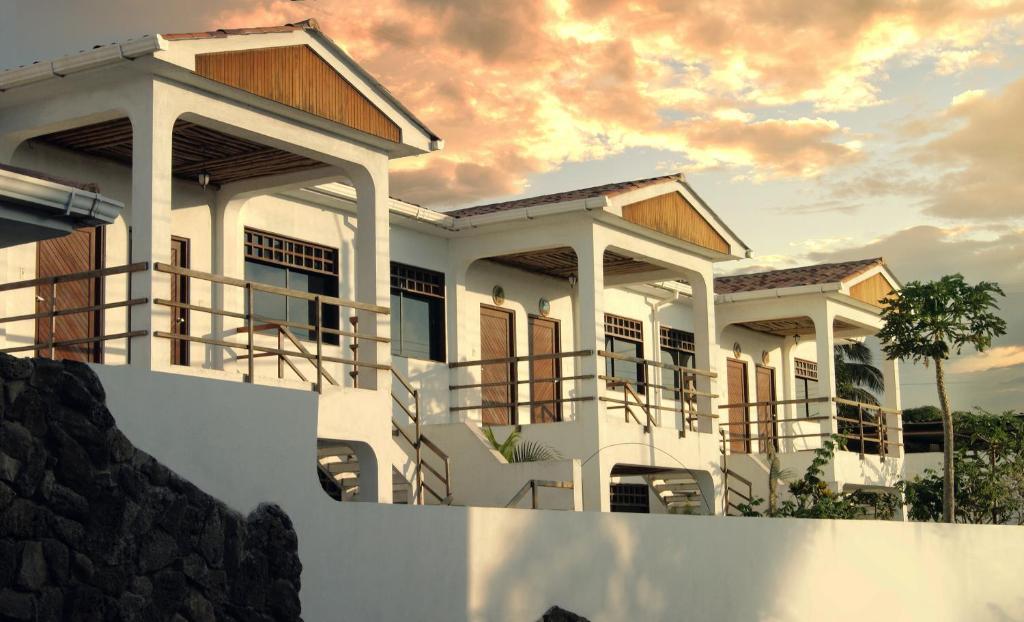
[486,246,661,279]
[736,316,858,337]
[34,118,329,187]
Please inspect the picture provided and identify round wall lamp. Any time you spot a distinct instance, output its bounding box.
[732,342,742,358]
[538,298,551,316]
[492,285,506,306]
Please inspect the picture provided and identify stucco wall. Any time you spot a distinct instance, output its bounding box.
[92,365,1024,622]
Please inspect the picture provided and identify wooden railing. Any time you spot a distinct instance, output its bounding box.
[505,479,574,509]
[448,350,594,416]
[391,368,452,505]
[719,429,754,516]
[152,263,389,392]
[0,262,149,360]
[717,396,903,459]
[598,350,718,436]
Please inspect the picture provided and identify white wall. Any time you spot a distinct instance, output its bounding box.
[94,365,1024,622]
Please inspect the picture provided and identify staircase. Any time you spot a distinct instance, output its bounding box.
[317,444,413,503]
[390,369,453,505]
[644,472,711,515]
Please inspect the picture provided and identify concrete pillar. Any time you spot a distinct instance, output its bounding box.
[445,259,472,422]
[882,357,903,458]
[689,268,717,435]
[573,228,608,511]
[350,159,391,392]
[811,302,838,438]
[128,86,175,371]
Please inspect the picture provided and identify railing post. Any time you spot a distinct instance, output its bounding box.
[245,283,254,383]
[277,328,284,380]
[720,428,729,516]
[857,403,864,459]
[314,296,323,394]
[878,408,886,460]
[349,315,359,388]
[414,388,424,505]
[531,480,538,509]
[49,281,57,359]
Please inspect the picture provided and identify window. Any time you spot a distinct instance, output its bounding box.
[795,358,819,417]
[604,314,644,390]
[390,262,445,362]
[610,483,650,513]
[660,327,695,401]
[243,229,339,344]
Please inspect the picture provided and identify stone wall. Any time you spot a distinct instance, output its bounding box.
[0,355,302,621]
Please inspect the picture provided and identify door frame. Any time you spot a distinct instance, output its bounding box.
[755,365,778,453]
[34,226,105,363]
[480,304,517,425]
[528,314,562,423]
[726,358,750,453]
[170,236,190,366]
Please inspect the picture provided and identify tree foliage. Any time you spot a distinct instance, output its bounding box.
[834,341,884,405]
[737,436,900,520]
[877,274,1007,523]
[482,427,562,463]
[902,410,1024,525]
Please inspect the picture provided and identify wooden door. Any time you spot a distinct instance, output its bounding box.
[480,305,515,425]
[756,366,778,453]
[726,359,750,453]
[170,237,190,366]
[35,227,102,362]
[529,315,561,423]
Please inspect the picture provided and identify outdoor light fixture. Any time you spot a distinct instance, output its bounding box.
[197,172,212,189]
[793,333,801,345]
[567,274,577,289]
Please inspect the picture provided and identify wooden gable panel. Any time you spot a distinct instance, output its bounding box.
[849,273,895,308]
[621,192,730,254]
[195,45,401,143]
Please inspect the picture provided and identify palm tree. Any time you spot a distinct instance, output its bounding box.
[834,341,884,404]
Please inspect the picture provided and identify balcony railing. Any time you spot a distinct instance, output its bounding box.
[0,262,149,361]
[152,262,389,391]
[448,350,594,418]
[598,350,718,436]
[717,396,903,459]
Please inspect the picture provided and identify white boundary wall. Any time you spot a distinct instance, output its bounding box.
[93,365,1024,622]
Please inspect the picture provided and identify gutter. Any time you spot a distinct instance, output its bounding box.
[0,36,167,92]
[715,282,843,304]
[0,168,124,226]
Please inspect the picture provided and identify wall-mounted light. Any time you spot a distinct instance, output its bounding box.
[567,273,577,289]
[793,333,801,345]
[197,172,212,189]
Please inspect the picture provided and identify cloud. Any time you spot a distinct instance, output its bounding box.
[208,0,1024,207]
[948,346,1024,374]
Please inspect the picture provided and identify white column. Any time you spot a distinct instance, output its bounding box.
[689,267,718,435]
[882,357,903,458]
[350,157,391,392]
[445,259,473,423]
[811,301,838,439]
[128,84,175,371]
[573,228,608,511]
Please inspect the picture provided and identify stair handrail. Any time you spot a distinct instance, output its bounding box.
[505,479,574,509]
[391,368,453,505]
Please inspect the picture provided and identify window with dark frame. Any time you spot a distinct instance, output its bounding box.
[243,229,339,345]
[610,483,650,513]
[390,262,446,362]
[794,358,819,417]
[659,326,695,401]
[604,314,645,390]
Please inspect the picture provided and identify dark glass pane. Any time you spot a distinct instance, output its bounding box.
[661,349,680,399]
[390,292,402,356]
[245,261,287,331]
[400,294,432,360]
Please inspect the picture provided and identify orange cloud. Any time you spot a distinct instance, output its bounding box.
[949,346,1024,374]
[213,1,1024,206]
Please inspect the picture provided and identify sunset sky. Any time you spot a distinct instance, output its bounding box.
[2,1,1022,411]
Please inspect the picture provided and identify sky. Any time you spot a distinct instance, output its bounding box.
[1,0,1022,412]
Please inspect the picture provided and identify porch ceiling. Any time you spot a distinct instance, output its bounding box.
[33,118,329,187]
[737,316,857,337]
[485,246,660,279]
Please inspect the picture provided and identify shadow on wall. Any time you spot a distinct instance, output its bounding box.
[0,355,303,621]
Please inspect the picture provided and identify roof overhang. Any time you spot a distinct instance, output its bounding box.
[0,22,441,159]
[0,167,124,248]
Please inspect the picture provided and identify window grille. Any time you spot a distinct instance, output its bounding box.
[795,358,818,380]
[610,483,650,513]
[391,262,445,298]
[244,228,338,276]
[659,327,695,353]
[605,314,643,342]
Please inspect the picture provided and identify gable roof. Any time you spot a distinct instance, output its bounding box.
[715,258,884,294]
[445,174,683,218]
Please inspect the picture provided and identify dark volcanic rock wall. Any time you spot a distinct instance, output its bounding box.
[0,355,302,621]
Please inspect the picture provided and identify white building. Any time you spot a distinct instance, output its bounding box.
[0,20,906,518]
